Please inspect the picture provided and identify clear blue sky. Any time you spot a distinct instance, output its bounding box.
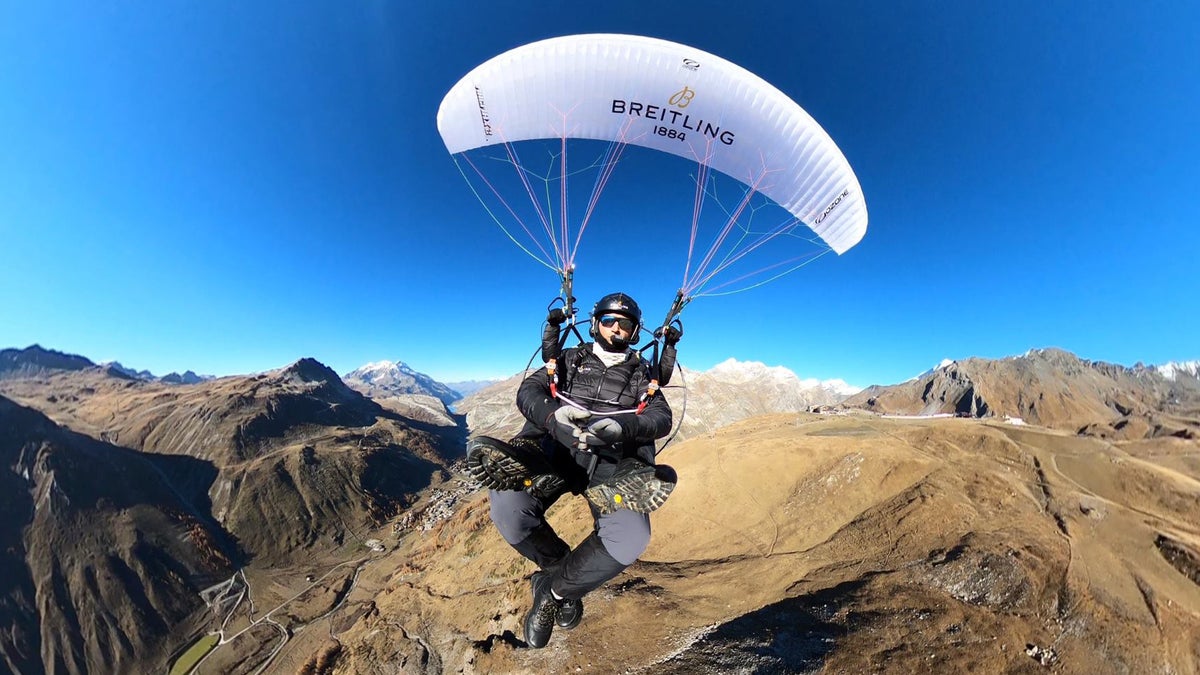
[2,1,1197,387]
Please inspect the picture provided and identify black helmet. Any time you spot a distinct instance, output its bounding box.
[590,292,641,348]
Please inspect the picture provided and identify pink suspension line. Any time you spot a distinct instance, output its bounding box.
[501,138,562,268]
[698,248,828,296]
[687,215,807,294]
[682,138,717,292]
[460,151,558,267]
[682,165,776,297]
[569,115,637,269]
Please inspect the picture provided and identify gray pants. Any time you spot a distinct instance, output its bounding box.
[489,488,651,599]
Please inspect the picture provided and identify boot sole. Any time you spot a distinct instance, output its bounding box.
[585,465,676,514]
[466,437,562,494]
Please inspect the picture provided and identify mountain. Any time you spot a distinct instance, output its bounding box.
[0,355,468,673]
[1156,360,1200,381]
[0,345,95,379]
[1,358,462,564]
[675,358,859,437]
[2,345,214,387]
[102,361,156,380]
[456,358,859,443]
[455,372,529,440]
[100,361,211,385]
[343,360,460,406]
[4,345,1200,673]
[277,411,1200,674]
[0,395,236,674]
[842,348,1200,439]
[444,378,503,398]
[158,370,208,385]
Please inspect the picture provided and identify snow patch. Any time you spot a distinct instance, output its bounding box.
[1155,360,1200,381]
[908,358,956,382]
[707,358,861,394]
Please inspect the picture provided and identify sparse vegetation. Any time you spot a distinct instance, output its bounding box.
[168,634,218,675]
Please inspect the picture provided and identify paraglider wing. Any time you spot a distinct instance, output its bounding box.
[437,34,866,256]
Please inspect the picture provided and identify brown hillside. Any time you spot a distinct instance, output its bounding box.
[0,359,467,674]
[843,349,1200,440]
[0,395,235,675]
[0,359,461,565]
[239,413,1200,674]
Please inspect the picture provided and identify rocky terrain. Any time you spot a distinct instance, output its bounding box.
[457,357,857,444]
[274,413,1200,674]
[0,395,236,674]
[844,348,1200,440]
[3,345,1199,673]
[0,355,463,674]
[343,360,460,407]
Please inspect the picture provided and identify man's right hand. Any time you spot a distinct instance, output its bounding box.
[548,406,591,449]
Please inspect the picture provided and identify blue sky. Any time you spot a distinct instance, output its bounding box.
[2,1,1197,387]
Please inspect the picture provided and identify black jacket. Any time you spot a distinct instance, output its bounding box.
[515,343,672,464]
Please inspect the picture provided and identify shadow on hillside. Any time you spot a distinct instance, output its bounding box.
[367,406,469,463]
[137,450,247,571]
[656,580,862,674]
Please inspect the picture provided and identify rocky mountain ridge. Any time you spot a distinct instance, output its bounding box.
[0,354,465,674]
[843,347,1200,439]
[343,360,460,406]
[456,357,859,443]
[0,395,236,674]
[1,345,212,385]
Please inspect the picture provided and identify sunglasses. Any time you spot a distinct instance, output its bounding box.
[598,315,636,332]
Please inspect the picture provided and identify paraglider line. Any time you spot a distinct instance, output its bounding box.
[452,155,559,273]
[682,138,717,289]
[560,133,569,268]
[572,116,636,265]
[499,137,562,267]
[683,168,775,296]
[695,248,832,297]
[692,212,811,290]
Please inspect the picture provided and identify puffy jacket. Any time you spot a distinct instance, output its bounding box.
[516,343,672,462]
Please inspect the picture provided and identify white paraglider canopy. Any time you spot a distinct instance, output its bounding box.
[437,33,866,257]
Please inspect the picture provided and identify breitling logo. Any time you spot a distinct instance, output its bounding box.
[668,86,696,108]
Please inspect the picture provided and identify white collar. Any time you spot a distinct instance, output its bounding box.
[591,342,630,367]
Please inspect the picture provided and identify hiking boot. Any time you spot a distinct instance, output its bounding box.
[585,459,677,514]
[556,596,583,629]
[465,437,565,496]
[523,571,561,648]
[523,470,568,500]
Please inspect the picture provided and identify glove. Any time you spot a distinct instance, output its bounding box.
[655,324,683,346]
[583,418,625,446]
[548,406,591,449]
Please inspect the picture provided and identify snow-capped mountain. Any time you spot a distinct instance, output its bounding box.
[343,360,459,406]
[678,359,860,437]
[706,358,861,397]
[908,358,956,382]
[1155,360,1200,381]
[456,357,861,442]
